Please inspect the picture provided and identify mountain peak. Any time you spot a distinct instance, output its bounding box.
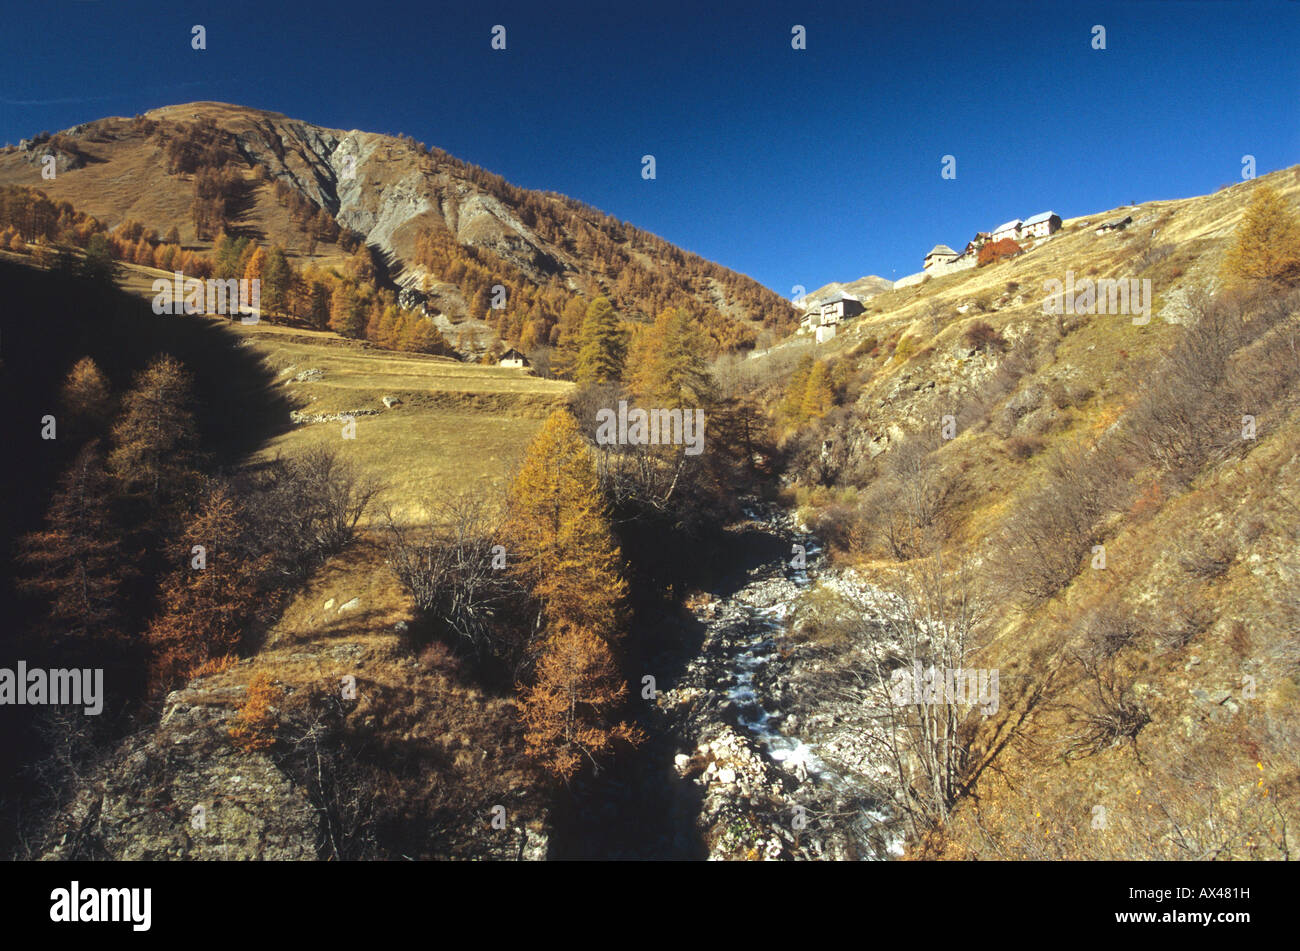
[0,101,796,351]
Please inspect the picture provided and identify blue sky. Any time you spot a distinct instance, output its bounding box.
[1,0,1297,295]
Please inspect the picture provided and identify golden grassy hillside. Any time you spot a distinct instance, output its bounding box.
[766,164,1300,859]
[230,320,569,524]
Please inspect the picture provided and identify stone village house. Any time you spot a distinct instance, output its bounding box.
[800,293,864,343]
[498,347,529,368]
[1019,210,1062,239]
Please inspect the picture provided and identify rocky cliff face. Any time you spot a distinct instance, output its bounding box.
[41,677,318,861]
[192,106,564,288]
[39,653,550,862]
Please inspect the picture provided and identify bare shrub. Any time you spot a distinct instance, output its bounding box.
[1006,433,1045,460]
[966,718,1295,859]
[802,551,989,845]
[861,436,958,560]
[997,437,1134,606]
[1155,599,1214,652]
[1179,536,1236,579]
[921,299,947,335]
[384,494,525,666]
[245,447,383,571]
[958,338,1043,432]
[713,340,815,397]
[806,500,868,554]
[963,319,1007,353]
[275,684,376,860]
[1063,651,1150,757]
[1079,605,1145,660]
[1047,379,1092,411]
[1124,288,1248,486]
[1136,242,1175,272]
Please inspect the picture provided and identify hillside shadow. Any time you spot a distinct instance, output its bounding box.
[545,519,788,859]
[0,257,295,615]
[545,719,709,860]
[0,257,298,856]
[224,178,266,242]
[261,606,392,650]
[629,521,788,689]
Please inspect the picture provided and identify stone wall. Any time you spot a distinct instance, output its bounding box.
[923,254,978,279]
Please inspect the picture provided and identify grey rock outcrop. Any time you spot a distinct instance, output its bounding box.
[41,680,317,861]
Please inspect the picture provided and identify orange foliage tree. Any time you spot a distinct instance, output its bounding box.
[506,409,639,779]
[506,409,627,634]
[978,238,1022,266]
[1220,183,1300,290]
[107,355,199,507]
[145,484,270,693]
[59,356,113,434]
[228,673,285,752]
[518,621,640,780]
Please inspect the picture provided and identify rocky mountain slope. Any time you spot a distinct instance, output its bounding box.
[748,165,1300,859]
[0,101,796,344]
[797,274,894,310]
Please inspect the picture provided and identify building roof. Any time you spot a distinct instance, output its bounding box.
[926,244,957,257]
[822,293,860,305]
[991,219,1023,234]
[1022,211,1058,226]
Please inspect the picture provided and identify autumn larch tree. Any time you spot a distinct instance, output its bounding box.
[628,307,716,408]
[404,316,447,354]
[507,409,639,778]
[329,283,366,339]
[780,353,815,425]
[552,296,588,378]
[800,360,835,420]
[214,233,249,280]
[574,296,626,385]
[261,245,292,315]
[506,409,627,634]
[58,356,113,436]
[18,441,128,644]
[305,279,331,330]
[518,620,641,781]
[146,483,270,693]
[107,355,200,508]
[1220,183,1300,291]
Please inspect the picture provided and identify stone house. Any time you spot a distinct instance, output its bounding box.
[924,244,959,270]
[991,219,1023,243]
[964,232,991,255]
[1020,211,1062,239]
[819,294,864,322]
